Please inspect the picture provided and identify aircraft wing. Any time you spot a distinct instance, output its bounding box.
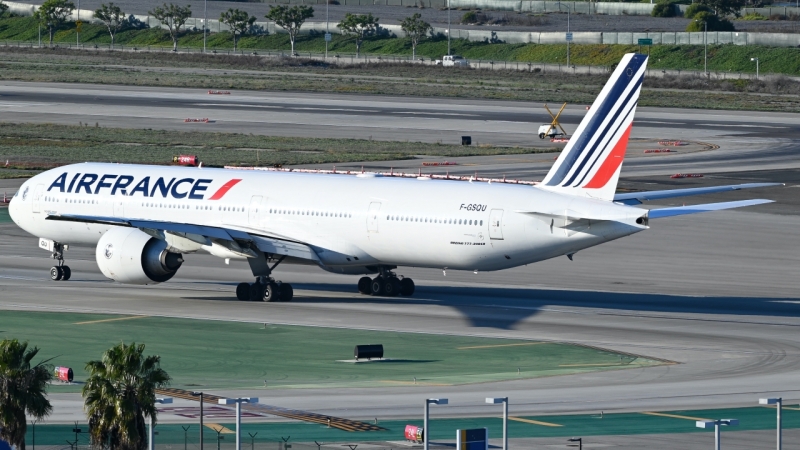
[615,183,783,205]
[647,199,774,219]
[45,214,320,262]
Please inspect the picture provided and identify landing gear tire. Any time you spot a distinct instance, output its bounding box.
[370,277,385,296]
[61,266,71,281]
[279,283,294,302]
[50,266,63,281]
[357,277,372,295]
[236,282,250,301]
[249,282,264,301]
[384,278,400,297]
[262,282,279,302]
[400,278,415,296]
[539,133,546,139]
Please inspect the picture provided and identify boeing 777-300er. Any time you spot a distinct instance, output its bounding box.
[8,53,781,301]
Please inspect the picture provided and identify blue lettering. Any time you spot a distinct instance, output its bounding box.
[112,175,135,195]
[75,173,98,194]
[67,173,81,193]
[189,179,212,200]
[130,177,150,197]
[48,172,67,192]
[150,177,176,198]
[94,174,118,194]
[170,178,194,199]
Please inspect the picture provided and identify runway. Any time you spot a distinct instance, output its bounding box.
[1,80,800,448]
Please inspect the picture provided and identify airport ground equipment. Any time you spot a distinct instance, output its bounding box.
[538,102,569,139]
[54,366,73,382]
[405,425,423,443]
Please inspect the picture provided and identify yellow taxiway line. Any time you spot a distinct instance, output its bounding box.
[458,342,544,350]
[204,424,235,434]
[74,316,149,325]
[641,411,710,421]
[508,416,563,427]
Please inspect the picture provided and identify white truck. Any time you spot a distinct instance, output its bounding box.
[436,55,469,67]
[538,124,566,139]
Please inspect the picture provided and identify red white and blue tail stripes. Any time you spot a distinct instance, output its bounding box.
[542,53,648,201]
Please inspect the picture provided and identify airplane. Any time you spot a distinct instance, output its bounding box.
[7,53,781,301]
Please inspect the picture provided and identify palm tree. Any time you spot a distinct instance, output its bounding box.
[83,343,171,450]
[0,339,53,450]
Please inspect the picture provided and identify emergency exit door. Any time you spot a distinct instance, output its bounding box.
[248,195,263,227]
[489,209,504,240]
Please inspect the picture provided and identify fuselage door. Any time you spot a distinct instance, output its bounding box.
[248,195,263,227]
[367,202,381,233]
[489,208,504,240]
[32,184,44,213]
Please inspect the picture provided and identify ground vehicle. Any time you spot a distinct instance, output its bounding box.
[538,124,565,139]
[436,55,469,67]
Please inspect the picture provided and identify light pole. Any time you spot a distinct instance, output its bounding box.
[447,0,451,55]
[696,419,738,450]
[695,19,707,75]
[325,0,329,58]
[203,0,207,53]
[751,57,760,80]
[557,3,571,67]
[76,0,80,46]
[424,398,448,450]
[219,397,259,450]
[760,398,782,450]
[149,397,173,450]
[486,398,508,450]
[191,391,205,450]
[567,437,582,450]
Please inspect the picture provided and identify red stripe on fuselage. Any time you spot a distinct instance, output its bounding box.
[208,179,242,200]
[584,124,632,189]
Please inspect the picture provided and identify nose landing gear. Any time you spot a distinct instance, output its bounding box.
[358,267,415,297]
[49,242,71,281]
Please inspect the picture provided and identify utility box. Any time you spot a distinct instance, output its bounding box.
[462,136,472,146]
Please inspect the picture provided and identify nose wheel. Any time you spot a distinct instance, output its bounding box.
[358,269,415,297]
[49,242,71,281]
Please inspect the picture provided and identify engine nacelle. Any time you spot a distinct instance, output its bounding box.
[96,228,183,285]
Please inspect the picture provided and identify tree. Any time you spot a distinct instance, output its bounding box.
[400,13,431,60]
[0,1,9,17]
[266,5,314,56]
[33,0,76,46]
[83,342,171,450]
[337,13,379,58]
[219,8,256,52]
[148,3,191,51]
[697,0,746,18]
[686,11,735,31]
[651,0,679,17]
[0,339,53,450]
[94,3,126,48]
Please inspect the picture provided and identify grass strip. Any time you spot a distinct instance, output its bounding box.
[0,123,557,174]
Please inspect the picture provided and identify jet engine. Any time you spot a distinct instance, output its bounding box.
[95,227,183,285]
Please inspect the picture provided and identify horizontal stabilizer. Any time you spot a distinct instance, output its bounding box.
[648,199,773,219]
[615,183,784,205]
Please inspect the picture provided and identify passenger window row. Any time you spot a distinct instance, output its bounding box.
[387,215,483,226]
[270,209,352,218]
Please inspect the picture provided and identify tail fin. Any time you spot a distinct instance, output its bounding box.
[541,53,648,201]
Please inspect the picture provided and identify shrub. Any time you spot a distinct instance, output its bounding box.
[739,12,766,20]
[686,11,735,31]
[684,3,712,19]
[651,0,679,17]
[461,10,478,24]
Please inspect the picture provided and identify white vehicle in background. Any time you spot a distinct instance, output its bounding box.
[436,55,469,67]
[538,124,566,139]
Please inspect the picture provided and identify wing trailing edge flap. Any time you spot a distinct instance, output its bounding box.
[615,183,783,205]
[647,199,774,219]
[45,214,321,262]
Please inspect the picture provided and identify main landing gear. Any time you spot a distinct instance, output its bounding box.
[236,255,293,302]
[49,242,71,281]
[358,267,415,297]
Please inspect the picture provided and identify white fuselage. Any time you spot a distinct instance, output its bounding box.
[10,163,647,273]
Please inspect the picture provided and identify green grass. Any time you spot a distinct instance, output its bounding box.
[0,123,557,171]
[2,15,800,74]
[21,406,800,444]
[0,310,666,391]
[0,207,10,223]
